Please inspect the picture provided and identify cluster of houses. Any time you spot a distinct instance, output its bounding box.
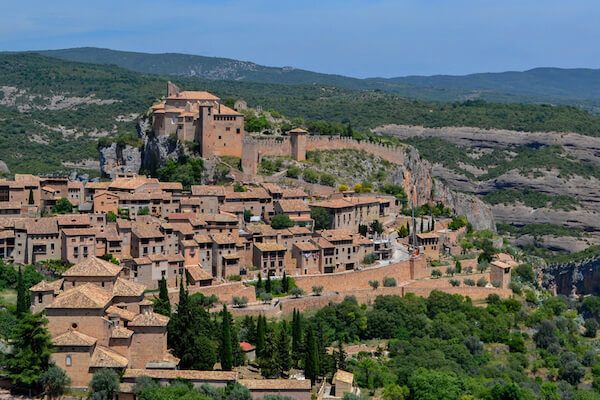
[0,173,399,291]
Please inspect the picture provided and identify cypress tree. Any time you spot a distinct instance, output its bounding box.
[154,277,171,316]
[220,305,233,371]
[257,273,263,290]
[303,326,319,384]
[266,274,272,293]
[431,215,435,231]
[282,271,289,293]
[28,189,34,205]
[16,266,29,316]
[276,320,291,375]
[256,315,266,358]
[335,341,347,370]
[406,221,410,236]
[291,309,303,366]
[420,216,424,233]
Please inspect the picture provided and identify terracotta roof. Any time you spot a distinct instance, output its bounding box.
[110,326,134,339]
[294,242,319,252]
[211,234,236,245]
[25,218,58,235]
[261,182,283,194]
[56,214,90,226]
[53,330,97,347]
[181,239,197,247]
[123,368,238,381]
[61,228,97,236]
[416,232,440,240]
[312,237,334,249]
[288,128,309,134]
[186,265,213,282]
[113,278,146,297]
[167,91,220,101]
[202,213,238,223]
[310,199,353,209]
[90,345,129,368]
[106,305,137,321]
[222,253,240,260]
[345,196,380,206]
[133,257,151,265]
[132,222,163,239]
[333,370,354,384]
[275,199,310,213]
[47,283,112,309]
[109,176,158,191]
[191,185,226,197]
[245,223,278,236]
[238,379,311,390]
[194,234,212,243]
[169,222,194,236]
[240,342,255,352]
[216,104,242,116]
[30,279,63,293]
[254,242,286,252]
[225,188,270,200]
[85,181,111,190]
[62,257,122,277]
[288,226,312,235]
[129,311,169,327]
[167,213,196,221]
[67,180,84,189]
[320,229,354,242]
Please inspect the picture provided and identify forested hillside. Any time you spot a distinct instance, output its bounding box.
[3,53,600,174]
[39,47,600,110]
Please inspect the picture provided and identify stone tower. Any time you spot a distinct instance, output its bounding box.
[289,128,308,161]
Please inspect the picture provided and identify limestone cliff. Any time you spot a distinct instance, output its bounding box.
[99,143,142,178]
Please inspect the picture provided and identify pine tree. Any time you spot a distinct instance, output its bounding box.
[291,309,303,366]
[282,271,289,293]
[266,274,272,293]
[303,326,319,384]
[276,320,291,375]
[16,266,29,316]
[256,315,266,358]
[220,305,233,371]
[153,277,171,316]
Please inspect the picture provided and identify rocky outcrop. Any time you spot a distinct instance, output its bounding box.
[433,179,496,231]
[545,259,600,296]
[99,143,142,178]
[0,160,9,175]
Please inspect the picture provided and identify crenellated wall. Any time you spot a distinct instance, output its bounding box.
[241,135,406,175]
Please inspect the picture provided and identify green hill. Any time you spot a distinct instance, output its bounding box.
[3,52,600,175]
[38,47,600,110]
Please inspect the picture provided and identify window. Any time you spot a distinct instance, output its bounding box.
[65,355,72,366]
[236,128,241,134]
[225,127,231,132]
[37,293,43,304]
[218,136,222,140]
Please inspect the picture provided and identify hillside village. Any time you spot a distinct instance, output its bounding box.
[0,85,520,398]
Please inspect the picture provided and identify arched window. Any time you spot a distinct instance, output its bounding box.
[65,355,72,366]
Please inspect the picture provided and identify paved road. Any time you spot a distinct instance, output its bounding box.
[378,230,410,267]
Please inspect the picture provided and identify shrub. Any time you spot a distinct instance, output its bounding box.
[383,277,397,287]
[233,296,248,308]
[291,287,305,298]
[271,214,294,229]
[445,267,456,276]
[369,280,380,290]
[286,165,301,178]
[463,278,475,286]
[584,318,599,338]
[338,184,349,192]
[449,279,460,287]
[363,253,377,265]
[312,286,324,296]
[476,277,488,287]
[40,365,70,400]
[320,173,336,187]
[260,292,273,304]
[303,169,319,183]
[431,269,442,278]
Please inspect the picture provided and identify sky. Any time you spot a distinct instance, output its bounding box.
[1,0,599,78]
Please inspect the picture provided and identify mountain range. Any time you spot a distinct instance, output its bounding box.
[38,47,600,111]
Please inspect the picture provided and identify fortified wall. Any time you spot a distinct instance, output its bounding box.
[241,132,407,176]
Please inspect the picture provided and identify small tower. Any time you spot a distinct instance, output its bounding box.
[289,128,308,161]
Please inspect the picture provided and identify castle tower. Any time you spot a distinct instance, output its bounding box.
[289,128,308,161]
[167,81,180,97]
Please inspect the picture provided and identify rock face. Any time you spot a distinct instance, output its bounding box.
[99,143,142,178]
[545,259,600,296]
[391,145,495,231]
[0,160,9,175]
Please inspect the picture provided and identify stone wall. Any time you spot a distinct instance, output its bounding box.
[167,281,257,304]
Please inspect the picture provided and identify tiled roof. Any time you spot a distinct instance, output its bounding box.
[132,222,163,239]
[167,91,220,101]
[25,218,58,235]
[123,368,238,381]
[30,279,63,293]
[288,226,312,235]
[238,379,311,390]
[288,127,309,134]
[113,278,145,297]
[254,242,286,252]
[47,283,112,309]
[261,182,283,194]
[294,242,319,252]
[90,345,129,368]
[217,104,242,116]
[129,311,169,327]
[275,199,310,213]
[225,188,270,200]
[186,265,213,282]
[333,370,354,384]
[106,305,137,321]
[61,228,97,236]
[191,185,226,197]
[320,229,354,242]
[416,232,440,240]
[282,188,308,199]
[53,330,97,347]
[202,213,238,223]
[56,214,90,226]
[312,237,334,249]
[211,234,236,245]
[194,234,212,243]
[62,257,122,277]
[245,223,278,236]
[110,326,134,339]
[310,199,353,209]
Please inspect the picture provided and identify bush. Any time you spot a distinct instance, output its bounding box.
[431,269,442,278]
[303,169,320,183]
[320,173,336,187]
[363,253,377,265]
[291,287,305,298]
[449,279,460,287]
[233,296,248,308]
[40,365,70,399]
[312,286,324,296]
[260,292,273,304]
[383,277,397,287]
[584,318,599,338]
[89,368,120,400]
[463,278,475,286]
[476,277,488,287]
[271,214,294,229]
[52,198,73,214]
[286,165,301,178]
[369,280,380,290]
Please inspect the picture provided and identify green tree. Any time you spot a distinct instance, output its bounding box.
[282,271,290,293]
[51,198,73,214]
[370,220,384,235]
[311,207,331,230]
[271,214,294,229]
[243,209,252,223]
[266,274,272,293]
[382,384,409,400]
[584,318,599,338]
[16,266,30,316]
[157,158,204,189]
[89,368,120,400]
[39,365,70,400]
[7,313,52,389]
[138,206,150,216]
[28,189,34,205]
[106,211,117,222]
[291,309,303,367]
[454,260,462,274]
[488,383,526,400]
[334,341,347,370]
[276,321,291,375]
[153,277,171,317]
[220,305,234,371]
[303,326,320,384]
[286,165,301,179]
[256,315,266,358]
[408,368,463,400]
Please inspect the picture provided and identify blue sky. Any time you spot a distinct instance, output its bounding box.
[1,0,599,78]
